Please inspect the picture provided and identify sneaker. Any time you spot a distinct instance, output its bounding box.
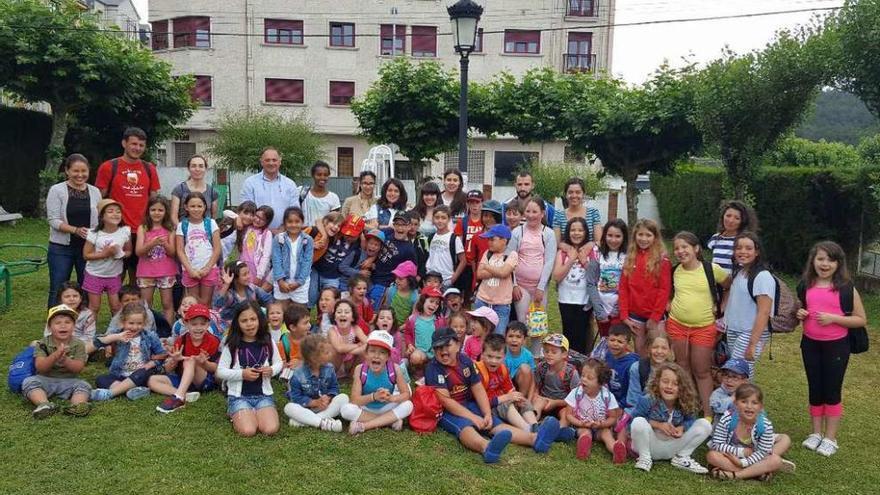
[816,438,838,457]
[634,457,652,472]
[671,455,709,474]
[185,392,201,403]
[779,458,796,473]
[555,426,577,443]
[802,433,823,451]
[391,419,403,431]
[125,387,150,401]
[32,403,57,419]
[320,418,343,432]
[533,417,560,453]
[576,433,593,460]
[90,388,113,402]
[63,403,91,417]
[156,396,186,414]
[483,429,513,464]
[348,421,365,435]
[288,419,304,428]
[612,441,627,464]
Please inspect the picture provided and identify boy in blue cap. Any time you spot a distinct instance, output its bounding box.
[709,358,750,423]
[474,224,517,335]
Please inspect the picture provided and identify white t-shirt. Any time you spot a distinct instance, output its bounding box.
[176,219,219,270]
[564,385,619,422]
[302,190,341,226]
[597,251,625,316]
[425,231,464,284]
[557,252,588,305]
[85,226,131,278]
[724,270,776,334]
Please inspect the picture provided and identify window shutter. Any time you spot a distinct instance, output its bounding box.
[152,20,168,50]
[329,81,355,105]
[266,79,304,104]
[411,26,437,56]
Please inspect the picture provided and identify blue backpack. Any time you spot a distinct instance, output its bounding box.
[7,344,45,394]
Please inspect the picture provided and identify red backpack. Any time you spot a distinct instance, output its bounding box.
[409,385,443,434]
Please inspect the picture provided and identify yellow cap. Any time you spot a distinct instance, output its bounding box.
[47,304,79,323]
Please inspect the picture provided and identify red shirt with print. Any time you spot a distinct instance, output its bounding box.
[95,157,161,229]
[454,216,483,263]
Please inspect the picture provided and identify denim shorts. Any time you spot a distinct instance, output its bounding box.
[438,400,502,438]
[227,395,276,416]
[169,373,215,392]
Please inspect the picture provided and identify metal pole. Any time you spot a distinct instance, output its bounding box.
[458,54,469,174]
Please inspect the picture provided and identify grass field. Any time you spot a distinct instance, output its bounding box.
[1,218,878,495]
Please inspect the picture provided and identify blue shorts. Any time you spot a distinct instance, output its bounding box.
[438,400,502,438]
[168,373,215,392]
[227,395,276,416]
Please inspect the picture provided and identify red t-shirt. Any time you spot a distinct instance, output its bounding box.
[95,157,161,229]
[454,216,483,264]
[174,332,221,359]
[355,299,374,334]
[476,361,514,402]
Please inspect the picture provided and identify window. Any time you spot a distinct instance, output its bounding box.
[152,20,168,50]
[337,147,354,176]
[265,19,303,45]
[568,0,597,17]
[394,161,414,181]
[173,16,210,48]
[494,151,538,186]
[380,24,406,55]
[174,142,197,168]
[565,32,594,72]
[329,81,355,106]
[444,150,486,184]
[503,30,540,54]
[265,78,304,104]
[411,26,437,57]
[474,28,484,53]
[330,22,355,47]
[191,76,212,106]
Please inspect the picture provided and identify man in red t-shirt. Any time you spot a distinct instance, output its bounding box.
[95,127,161,282]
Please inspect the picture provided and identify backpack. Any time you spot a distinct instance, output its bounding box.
[409,385,443,433]
[637,357,651,390]
[359,362,398,392]
[180,217,213,242]
[747,269,799,333]
[535,361,577,395]
[108,158,155,194]
[427,232,461,266]
[796,281,868,354]
[672,260,722,318]
[8,343,48,394]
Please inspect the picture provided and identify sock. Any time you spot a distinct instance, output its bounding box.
[484,430,512,464]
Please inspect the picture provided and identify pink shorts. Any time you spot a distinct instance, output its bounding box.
[82,272,122,295]
[181,266,220,288]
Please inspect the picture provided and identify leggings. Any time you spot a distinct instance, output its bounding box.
[631,417,712,461]
[283,394,349,427]
[559,303,594,355]
[801,335,849,416]
[340,401,414,422]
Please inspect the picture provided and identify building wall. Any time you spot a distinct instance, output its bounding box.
[91,0,143,40]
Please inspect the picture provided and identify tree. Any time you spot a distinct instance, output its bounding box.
[351,58,459,181]
[835,0,880,119]
[528,160,605,203]
[796,90,880,145]
[206,111,325,178]
[857,134,880,165]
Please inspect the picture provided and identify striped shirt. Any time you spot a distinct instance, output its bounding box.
[707,233,736,273]
[552,207,602,241]
[709,410,776,467]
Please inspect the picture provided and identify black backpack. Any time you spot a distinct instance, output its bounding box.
[796,281,868,354]
[672,260,722,318]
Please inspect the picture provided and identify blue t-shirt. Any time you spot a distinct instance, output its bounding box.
[425,353,480,404]
[414,316,437,357]
[604,350,639,408]
[505,347,536,378]
[371,229,417,286]
[363,365,395,409]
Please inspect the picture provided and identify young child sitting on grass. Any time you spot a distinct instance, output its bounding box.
[531,334,580,422]
[284,334,350,432]
[279,303,312,378]
[476,334,538,433]
[504,322,535,395]
[563,358,627,463]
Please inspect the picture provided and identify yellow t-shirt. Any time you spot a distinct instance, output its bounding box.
[669,262,729,327]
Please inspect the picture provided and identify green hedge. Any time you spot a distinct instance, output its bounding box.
[650,165,725,241]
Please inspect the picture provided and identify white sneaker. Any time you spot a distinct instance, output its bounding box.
[671,455,709,474]
[635,457,652,472]
[802,433,822,451]
[320,418,343,432]
[816,438,838,457]
[185,392,201,403]
[288,419,304,428]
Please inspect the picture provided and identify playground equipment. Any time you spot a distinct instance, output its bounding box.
[361,145,396,188]
[0,244,48,311]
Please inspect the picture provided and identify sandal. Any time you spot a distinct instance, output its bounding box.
[758,472,775,482]
[711,468,736,481]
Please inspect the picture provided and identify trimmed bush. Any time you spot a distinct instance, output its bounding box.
[650,164,725,241]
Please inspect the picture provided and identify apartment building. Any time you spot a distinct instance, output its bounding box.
[86,0,145,41]
[148,0,615,188]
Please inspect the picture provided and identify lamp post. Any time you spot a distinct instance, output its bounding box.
[447,0,483,176]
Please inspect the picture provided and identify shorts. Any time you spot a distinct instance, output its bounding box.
[96,368,155,388]
[168,373,216,392]
[21,375,91,399]
[227,395,276,416]
[82,272,122,295]
[181,266,220,288]
[494,399,535,420]
[438,400,502,438]
[666,317,717,348]
[137,276,176,290]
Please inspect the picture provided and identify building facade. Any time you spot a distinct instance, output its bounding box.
[87,0,144,41]
[148,0,615,191]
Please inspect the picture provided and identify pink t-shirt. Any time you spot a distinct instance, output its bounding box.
[136,227,178,278]
[476,251,519,305]
[515,226,545,287]
[803,286,848,341]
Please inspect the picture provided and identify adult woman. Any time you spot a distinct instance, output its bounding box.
[553,177,602,247]
[415,181,440,236]
[46,153,102,307]
[340,170,377,219]
[365,178,408,230]
[170,154,219,225]
[440,168,467,217]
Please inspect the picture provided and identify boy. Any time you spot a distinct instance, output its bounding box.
[423,271,444,290]
[280,303,312,376]
[531,333,580,420]
[301,160,341,227]
[453,190,484,301]
[709,358,750,423]
[148,304,220,413]
[504,199,524,230]
[603,323,640,409]
[504,322,535,395]
[425,327,560,464]
[477,334,539,433]
[475,224,517,335]
[469,200,502,288]
[107,284,158,336]
[443,287,463,316]
[408,210,430,279]
[425,205,466,288]
[22,304,92,418]
[355,229,384,279]
[170,294,220,343]
[369,212,417,310]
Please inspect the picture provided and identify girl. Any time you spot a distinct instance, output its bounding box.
[669,231,731,417]
[463,306,498,362]
[629,363,712,474]
[553,217,593,355]
[707,201,758,274]
[45,282,97,354]
[348,274,375,335]
[564,358,626,463]
[136,196,178,325]
[380,261,420,329]
[266,301,288,344]
[403,286,447,367]
[341,330,413,434]
[618,219,671,357]
[708,384,795,481]
[553,177,602,245]
[271,207,314,307]
[216,301,282,437]
[375,306,404,365]
[239,205,274,288]
[415,181,440,236]
[340,170,377,219]
[508,197,558,356]
[440,168,467,217]
[219,201,256,264]
[724,232,772,380]
[284,334,350,432]
[315,287,341,337]
[586,218,628,338]
[320,214,365,295]
[307,212,350,308]
[365,178,408,230]
[213,261,273,330]
[327,299,369,377]
[796,241,866,457]
[176,192,221,305]
[170,154,218,225]
[83,199,132,318]
[448,311,469,343]
[625,332,673,417]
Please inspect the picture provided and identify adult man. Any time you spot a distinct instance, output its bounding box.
[95,127,161,283]
[500,171,555,226]
[239,147,300,230]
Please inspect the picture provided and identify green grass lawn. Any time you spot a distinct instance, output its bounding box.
[1,218,879,494]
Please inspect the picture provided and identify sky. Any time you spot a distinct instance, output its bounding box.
[131,0,842,83]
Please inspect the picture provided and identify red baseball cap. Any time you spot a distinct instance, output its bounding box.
[340,215,365,237]
[184,304,212,321]
[422,286,443,299]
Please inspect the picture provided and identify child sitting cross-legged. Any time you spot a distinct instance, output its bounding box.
[148,304,220,414]
[341,331,413,435]
[564,358,627,463]
[279,303,312,377]
[284,334,350,432]
[476,334,539,433]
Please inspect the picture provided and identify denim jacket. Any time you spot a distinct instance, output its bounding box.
[628,395,696,432]
[212,284,273,322]
[287,363,340,406]
[271,231,314,285]
[93,329,165,377]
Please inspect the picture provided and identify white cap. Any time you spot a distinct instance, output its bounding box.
[366,330,394,352]
[443,287,462,297]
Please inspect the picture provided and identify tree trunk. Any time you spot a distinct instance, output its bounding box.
[624,173,640,228]
[37,106,69,217]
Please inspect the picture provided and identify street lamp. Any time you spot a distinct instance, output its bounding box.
[447,0,483,177]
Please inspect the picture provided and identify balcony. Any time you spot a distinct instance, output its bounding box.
[564,53,597,73]
[567,0,598,17]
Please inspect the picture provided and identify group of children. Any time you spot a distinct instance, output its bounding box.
[21,188,867,479]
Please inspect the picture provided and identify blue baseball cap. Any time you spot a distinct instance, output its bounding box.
[479,224,511,240]
[365,229,386,243]
[481,199,502,215]
[721,358,750,378]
